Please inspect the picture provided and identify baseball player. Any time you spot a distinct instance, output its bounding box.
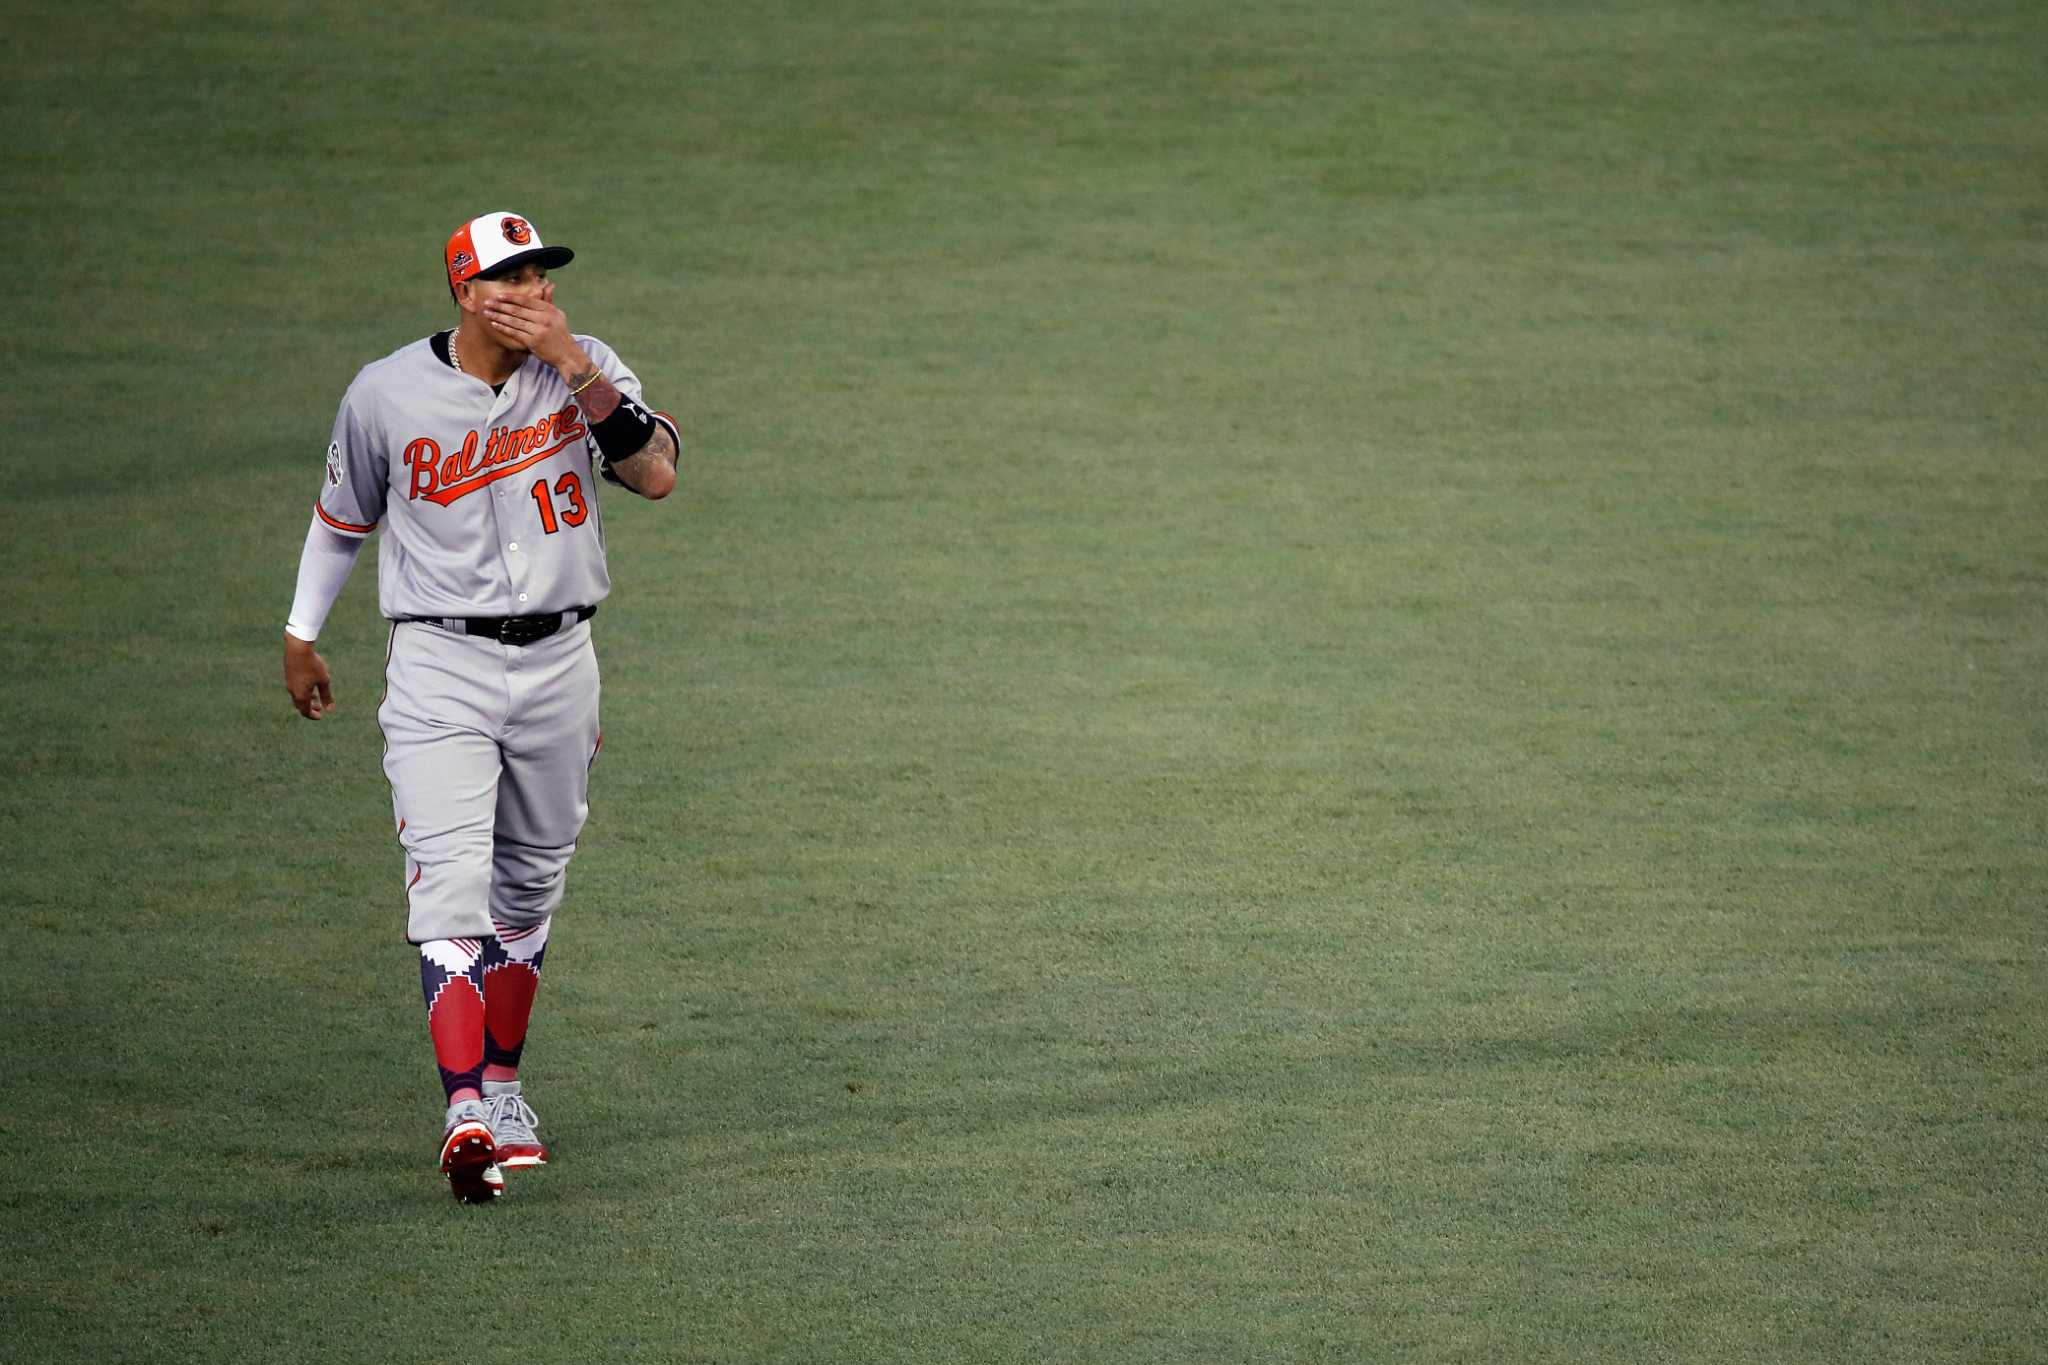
[281,211,680,1202]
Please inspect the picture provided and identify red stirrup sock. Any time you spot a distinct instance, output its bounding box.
[480,915,551,1083]
[419,938,487,1104]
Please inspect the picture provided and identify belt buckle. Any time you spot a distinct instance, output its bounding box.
[497,614,553,646]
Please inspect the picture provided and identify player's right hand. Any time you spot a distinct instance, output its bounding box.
[284,633,337,720]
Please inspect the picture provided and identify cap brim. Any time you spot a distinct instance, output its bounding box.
[476,245,574,278]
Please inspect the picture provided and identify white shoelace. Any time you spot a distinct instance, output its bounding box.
[487,1091,541,1141]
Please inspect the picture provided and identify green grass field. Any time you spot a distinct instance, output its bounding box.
[4,1,2045,1360]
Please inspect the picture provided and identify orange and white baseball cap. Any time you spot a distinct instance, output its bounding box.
[445,211,574,287]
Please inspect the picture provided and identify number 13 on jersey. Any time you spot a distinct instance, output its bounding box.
[530,472,588,535]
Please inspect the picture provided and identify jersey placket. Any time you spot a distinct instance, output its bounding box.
[486,369,539,614]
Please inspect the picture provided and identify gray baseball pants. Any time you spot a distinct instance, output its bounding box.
[378,618,600,942]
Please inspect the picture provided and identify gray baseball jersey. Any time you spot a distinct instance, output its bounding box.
[315,331,667,619]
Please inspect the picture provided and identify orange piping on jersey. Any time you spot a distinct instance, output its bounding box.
[315,501,378,535]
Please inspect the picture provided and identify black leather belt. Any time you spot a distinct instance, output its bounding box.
[413,605,596,645]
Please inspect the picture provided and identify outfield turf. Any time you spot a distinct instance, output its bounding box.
[3,1,2045,1361]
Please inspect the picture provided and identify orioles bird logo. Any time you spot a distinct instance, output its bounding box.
[501,217,532,245]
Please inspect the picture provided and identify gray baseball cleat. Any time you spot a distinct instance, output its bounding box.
[439,1098,504,1202]
[483,1082,550,1168]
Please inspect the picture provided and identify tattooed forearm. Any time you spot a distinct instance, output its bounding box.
[567,369,622,422]
[608,424,678,499]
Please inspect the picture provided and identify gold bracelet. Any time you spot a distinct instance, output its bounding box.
[569,370,604,396]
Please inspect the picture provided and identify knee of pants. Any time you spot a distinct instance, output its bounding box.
[407,852,496,942]
[491,844,573,929]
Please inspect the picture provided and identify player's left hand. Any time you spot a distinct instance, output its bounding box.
[483,283,580,371]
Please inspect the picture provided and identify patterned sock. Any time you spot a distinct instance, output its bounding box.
[419,938,486,1103]
[481,915,551,1079]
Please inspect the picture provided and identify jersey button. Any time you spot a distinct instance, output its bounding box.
[508,542,520,552]
[518,593,529,603]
